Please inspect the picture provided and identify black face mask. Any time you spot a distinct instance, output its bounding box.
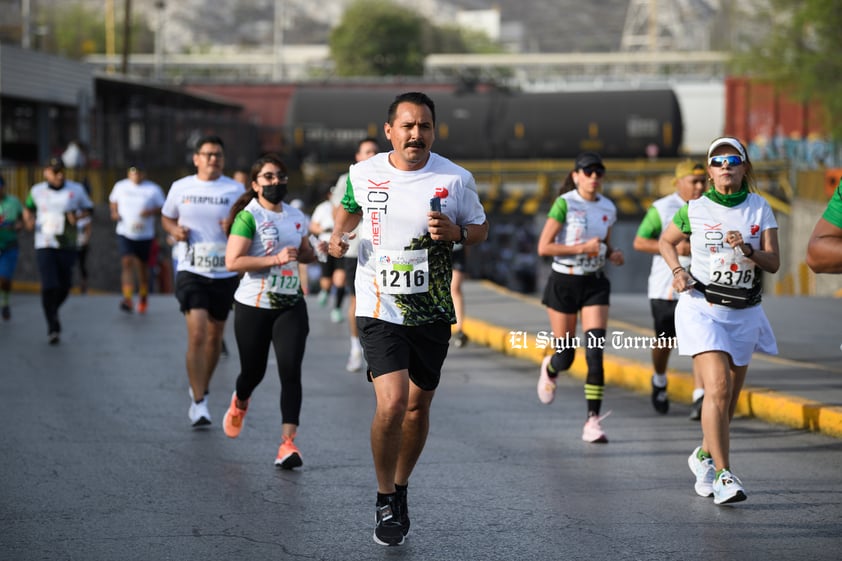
[261,183,287,204]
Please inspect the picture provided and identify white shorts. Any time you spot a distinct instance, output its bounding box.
[675,290,778,366]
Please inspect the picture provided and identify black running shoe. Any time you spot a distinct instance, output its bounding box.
[651,380,669,414]
[373,495,405,546]
[453,331,469,348]
[395,484,410,537]
[689,395,704,421]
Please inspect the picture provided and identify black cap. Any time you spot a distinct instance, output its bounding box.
[47,157,65,172]
[128,162,146,173]
[575,152,604,170]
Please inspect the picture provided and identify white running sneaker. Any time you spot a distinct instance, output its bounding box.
[346,349,363,372]
[189,398,212,428]
[581,411,611,443]
[537,355,557,404]
[713,469,747,505]
[687,446,715,497]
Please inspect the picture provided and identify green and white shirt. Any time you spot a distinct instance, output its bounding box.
[230,199,309,310]
[342,152,486,326]
[547,190,617,276]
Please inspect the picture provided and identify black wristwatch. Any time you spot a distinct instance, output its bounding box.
[743,243,754,258]
[459,225,468,244]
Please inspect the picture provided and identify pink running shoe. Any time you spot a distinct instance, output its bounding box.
[537,355,557,404]
[582,412,611,443]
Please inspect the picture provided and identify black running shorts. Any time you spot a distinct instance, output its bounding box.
[541,270,610,314]
[175,271,238,321]
[356,317,451,391]
[650,298,678,339]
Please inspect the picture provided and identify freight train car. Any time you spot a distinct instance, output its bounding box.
[285,87,683,163]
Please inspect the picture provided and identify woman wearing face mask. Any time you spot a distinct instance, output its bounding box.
[222,153,317,469]
[659,137,779,505]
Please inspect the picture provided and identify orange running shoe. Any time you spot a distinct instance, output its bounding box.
[222,392,249,438]
[136,299,148,314]
[274,435,303,469]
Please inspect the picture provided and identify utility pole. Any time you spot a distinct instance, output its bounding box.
[121,0,132,75]
[105,0,116,73]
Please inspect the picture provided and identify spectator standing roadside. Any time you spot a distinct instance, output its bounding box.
[536,152,625,443]
[109,164,165,314]
[22,158,94,344]
[660,136,779,505]
[633,160,706,418]
[331,137,380,371]
[0,175,24,320]
[329,92,488,546]
[161,135,245,428]
[806,179,842,273]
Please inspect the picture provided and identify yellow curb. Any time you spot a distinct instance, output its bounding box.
[462,316,842,440]
[12,280,108,295]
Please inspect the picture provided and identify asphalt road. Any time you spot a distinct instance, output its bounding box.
[1,293,841,561]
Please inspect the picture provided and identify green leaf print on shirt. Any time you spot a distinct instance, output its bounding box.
[394,233,456,326]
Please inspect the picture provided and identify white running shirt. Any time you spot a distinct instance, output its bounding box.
[161,174,244,279]
[342,152,486,326]
[109,178,166,240]
[230,199,309,309]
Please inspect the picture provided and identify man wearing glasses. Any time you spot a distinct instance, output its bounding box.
[634,160,706,418]
[161,135,245,428]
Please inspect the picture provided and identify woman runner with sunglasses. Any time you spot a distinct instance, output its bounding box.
[659,137,779,505]
[221,154,318,469]
[536,152,624,443]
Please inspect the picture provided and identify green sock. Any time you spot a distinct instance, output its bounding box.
[696,448,711,461]
[0,291,8,306]
[715,468,729,481]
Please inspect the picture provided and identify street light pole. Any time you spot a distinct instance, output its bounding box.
[154,1,166,80]
[272,0,285,81]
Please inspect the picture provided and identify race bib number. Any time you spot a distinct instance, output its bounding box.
[41,212,65,237]
[191,242,227,273]
[575,243,607,273]
[129,219,146,235]
[709,251,754,288]
[375,249,429,295]
[268,263,300,295]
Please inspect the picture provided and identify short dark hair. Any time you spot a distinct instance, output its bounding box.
[387,92,436,126]
[194,135,225,153]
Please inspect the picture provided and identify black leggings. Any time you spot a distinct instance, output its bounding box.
[233,299,309,425]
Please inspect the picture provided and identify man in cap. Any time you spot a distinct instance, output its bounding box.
[109,163,166,314]
[633,160,706,418]
[23,158,94,344]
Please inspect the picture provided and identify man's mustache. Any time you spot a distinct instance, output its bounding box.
[405,140,426,149]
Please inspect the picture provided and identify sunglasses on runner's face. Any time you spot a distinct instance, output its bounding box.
[708,155,744,168]
[581,166,605,178]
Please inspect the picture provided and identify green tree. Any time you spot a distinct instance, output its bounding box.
[329,0,427,76]
[34,4,153,60]
[732,0,842,140]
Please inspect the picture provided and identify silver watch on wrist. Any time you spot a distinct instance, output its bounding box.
[459,225,468,244]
